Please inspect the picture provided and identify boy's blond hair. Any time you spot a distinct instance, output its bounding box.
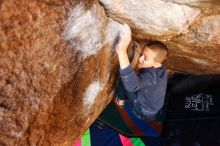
[144,41,169,64]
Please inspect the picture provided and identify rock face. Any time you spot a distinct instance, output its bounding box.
[100,0,220,74]
[0,0,220,146]
[167,15,220,73]
[0,0,122,145]
[100,0,201,37]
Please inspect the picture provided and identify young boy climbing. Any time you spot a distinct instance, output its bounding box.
[114,23,169,121]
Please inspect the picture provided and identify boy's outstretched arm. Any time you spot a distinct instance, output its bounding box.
[115,23,154,92]
[116,23,132,70]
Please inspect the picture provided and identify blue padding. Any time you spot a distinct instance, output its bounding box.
[90,120,122,146]
[124,104,159,137]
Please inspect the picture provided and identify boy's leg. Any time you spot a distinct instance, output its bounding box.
[114,77,127,106]
[114,77,140,109]
[114,77,127,100]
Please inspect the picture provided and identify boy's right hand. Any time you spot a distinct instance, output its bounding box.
[116,23,132,54]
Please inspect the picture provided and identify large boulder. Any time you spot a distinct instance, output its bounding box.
[0,0,122,145]
[166,15,220,73]
[99,0,220,74]
[99,0,201,38]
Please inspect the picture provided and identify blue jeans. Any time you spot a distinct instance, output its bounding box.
[115,78,156,121]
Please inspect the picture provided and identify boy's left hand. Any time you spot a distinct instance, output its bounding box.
[116,23,131,54]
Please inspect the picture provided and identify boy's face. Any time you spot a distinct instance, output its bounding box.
[137,47,161,69]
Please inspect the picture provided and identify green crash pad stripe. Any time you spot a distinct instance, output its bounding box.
[130,137,145,146]
[81,128,91,146]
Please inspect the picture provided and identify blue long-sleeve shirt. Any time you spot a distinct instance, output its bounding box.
[120,65,168,117]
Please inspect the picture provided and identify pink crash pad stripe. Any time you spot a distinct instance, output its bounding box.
[119,134,134,146]
[73,139,81,146]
